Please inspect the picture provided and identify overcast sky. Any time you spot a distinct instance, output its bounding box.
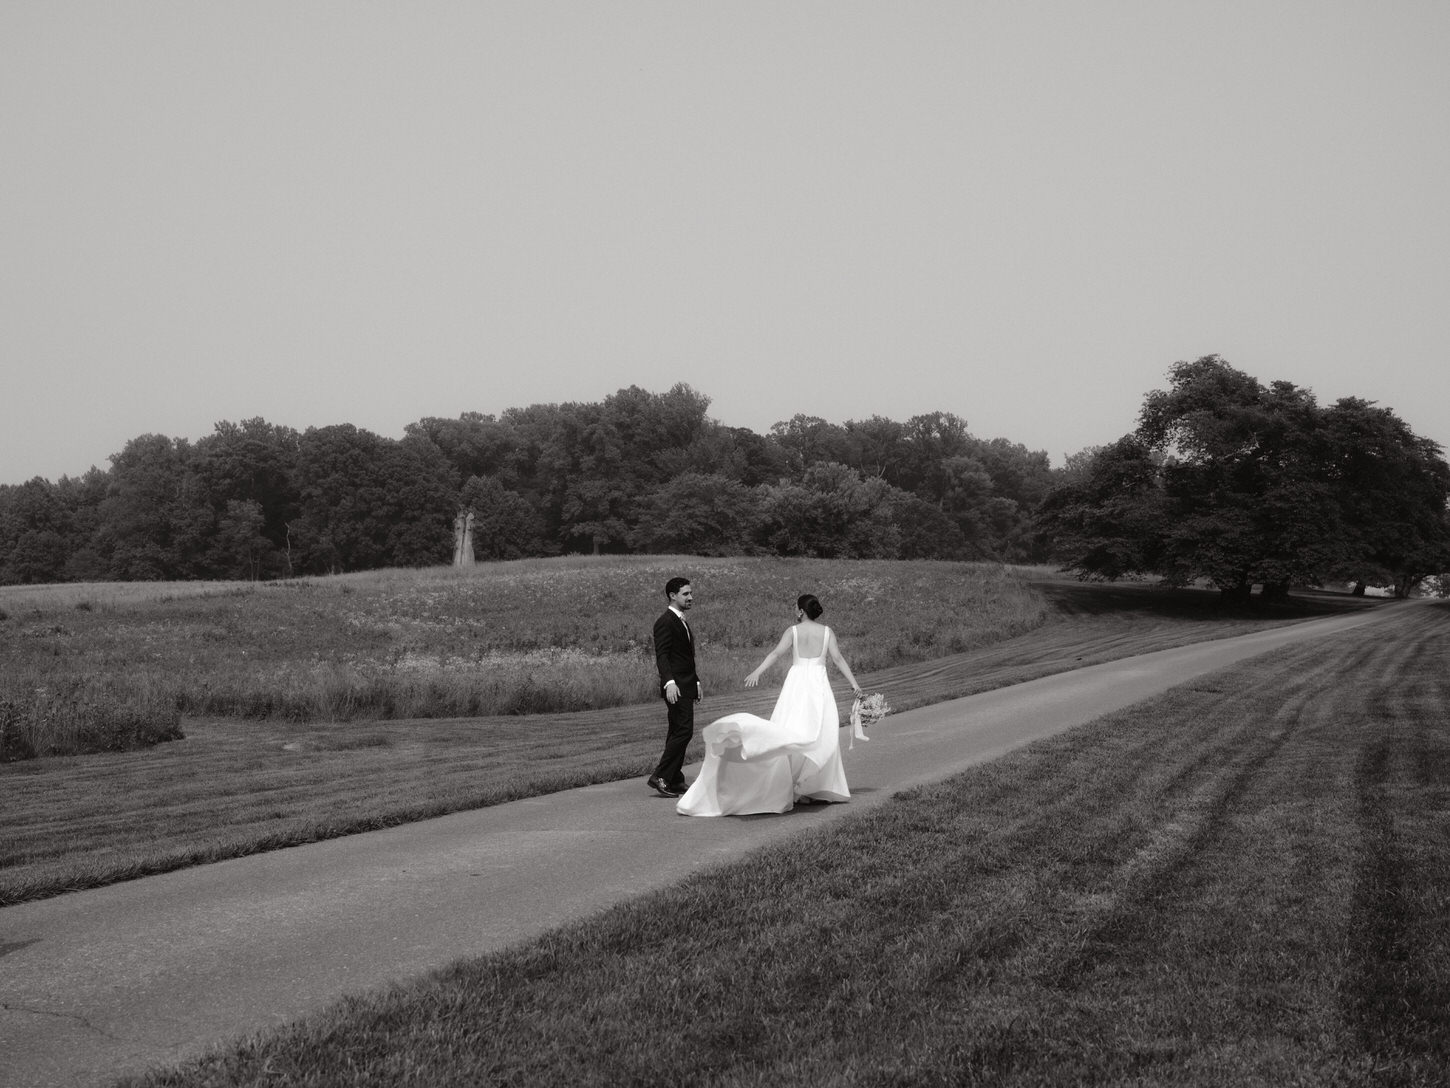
[4,1,1448,486]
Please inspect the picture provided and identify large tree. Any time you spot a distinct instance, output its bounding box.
[890,411,974,502]
[663,425,792,487]
[404,412,520,485]
[1141,362,1346,596]
[628,473,765,556]
[757,462,903,559]
[0,478,71,584]
[190,418,302,577]
[291,425,456,573]
[559,384,715,553]
[1319,397,1450,596]
[96,434,207,580]
[459,474,547,561]
[768,414,853,474]
[1038,356,1450,598]
[1034,437,1170,580]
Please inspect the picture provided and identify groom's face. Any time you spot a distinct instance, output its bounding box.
[670,584,694,611]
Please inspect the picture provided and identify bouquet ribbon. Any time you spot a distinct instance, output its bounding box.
[847,692,891,749]
[848,695,870,750]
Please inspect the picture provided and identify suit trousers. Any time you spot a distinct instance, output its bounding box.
[653,694,695,786]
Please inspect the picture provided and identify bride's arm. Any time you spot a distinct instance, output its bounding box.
[744,628,793,687]
[826,629,863,696]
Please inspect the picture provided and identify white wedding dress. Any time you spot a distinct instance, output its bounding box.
[676,626,850,817]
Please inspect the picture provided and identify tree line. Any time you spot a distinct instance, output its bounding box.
[0,384,1057,584]
[3,362,1446,595]
[1038,357,1450,598]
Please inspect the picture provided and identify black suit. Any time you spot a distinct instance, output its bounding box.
[652,608,700,787]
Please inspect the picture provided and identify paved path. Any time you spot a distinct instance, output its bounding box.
[0,606,1399,1088]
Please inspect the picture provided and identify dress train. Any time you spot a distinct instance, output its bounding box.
[676,627,849,817]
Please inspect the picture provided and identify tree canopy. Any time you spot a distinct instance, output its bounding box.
[4,366,1445,594]
[2,384,1059,582]
[1036,356,1450,598]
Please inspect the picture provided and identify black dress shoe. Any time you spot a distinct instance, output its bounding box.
[668,780,689,796]
[647,776,676,798]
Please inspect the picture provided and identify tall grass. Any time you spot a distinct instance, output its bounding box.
[0,557,1047,758]
[0,674,183,762]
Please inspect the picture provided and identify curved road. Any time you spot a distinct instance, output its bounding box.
[0,604,1404,1087]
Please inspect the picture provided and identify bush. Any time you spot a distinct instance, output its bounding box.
[0,679,184,763]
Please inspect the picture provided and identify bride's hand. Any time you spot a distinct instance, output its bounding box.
[744,673,759,688]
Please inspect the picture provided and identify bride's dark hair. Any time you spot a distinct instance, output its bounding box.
[797,594,823,620]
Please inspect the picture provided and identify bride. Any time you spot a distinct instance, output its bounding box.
[676,594,863,817]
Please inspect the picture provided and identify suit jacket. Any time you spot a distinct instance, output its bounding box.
[653,609,700,700]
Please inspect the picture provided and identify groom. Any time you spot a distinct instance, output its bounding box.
[648,576,701,798]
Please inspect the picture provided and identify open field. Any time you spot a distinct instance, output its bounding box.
[0,563,1376,907]
[0,557,1043,759]
[122,600,1450,1087]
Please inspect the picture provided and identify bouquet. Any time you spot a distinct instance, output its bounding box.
[847,691,892,749]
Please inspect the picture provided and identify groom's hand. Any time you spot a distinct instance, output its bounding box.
[664,680,679,704]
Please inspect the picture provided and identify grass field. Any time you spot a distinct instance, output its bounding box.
[0,563,1372,907]
[120,600,1449,1087]
[0,556,1044,759]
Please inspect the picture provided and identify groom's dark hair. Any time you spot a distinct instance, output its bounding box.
[665,576,691,599]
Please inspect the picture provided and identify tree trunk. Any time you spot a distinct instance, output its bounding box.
[1394,574,1422,599]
